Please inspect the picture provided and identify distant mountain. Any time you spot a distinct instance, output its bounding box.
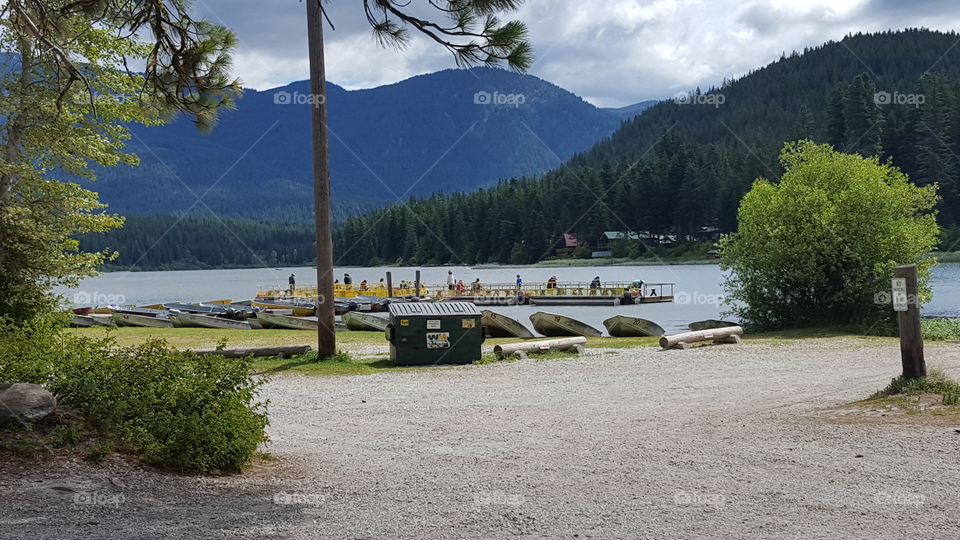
[329,28,960,266]
[87,68,645,221]
[572,29,960,169]
[602,100,658,121]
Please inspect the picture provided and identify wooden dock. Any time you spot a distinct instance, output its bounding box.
[258,281,675,308]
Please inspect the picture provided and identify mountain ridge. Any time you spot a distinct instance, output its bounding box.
[87,67,653,221]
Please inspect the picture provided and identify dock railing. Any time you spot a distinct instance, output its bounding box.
[258,281,675,302]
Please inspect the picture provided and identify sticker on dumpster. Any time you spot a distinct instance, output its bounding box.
[400,319,409,326]
[427,319,441,330]
[462,318,475,329]
[427,332,450,349]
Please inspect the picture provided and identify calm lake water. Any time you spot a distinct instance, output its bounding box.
[60,263,959,334]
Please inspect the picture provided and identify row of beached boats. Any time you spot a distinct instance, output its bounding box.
[339,308,738,339]
[72,300,737,338]
[71,300,334,331]
[70,294,410,331]
[499,313,737,338]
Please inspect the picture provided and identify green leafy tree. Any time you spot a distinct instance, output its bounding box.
[719,141,940,330]
[0,1,239,320]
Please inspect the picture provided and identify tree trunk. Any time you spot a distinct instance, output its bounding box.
[306,0,336,357]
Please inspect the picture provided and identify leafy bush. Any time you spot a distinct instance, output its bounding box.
[720,141,940,330]
[0,319,269,473]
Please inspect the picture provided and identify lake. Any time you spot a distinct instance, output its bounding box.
[59,263,959,334]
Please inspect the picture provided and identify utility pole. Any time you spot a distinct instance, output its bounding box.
[892,264,925,379]
[306,0,336,357]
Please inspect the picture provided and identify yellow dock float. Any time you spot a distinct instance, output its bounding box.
[257,281,674,307]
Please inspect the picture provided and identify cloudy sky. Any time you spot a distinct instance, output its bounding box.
[194,0,960,107]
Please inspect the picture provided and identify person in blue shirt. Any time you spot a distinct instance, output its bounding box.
[516,274,522,289]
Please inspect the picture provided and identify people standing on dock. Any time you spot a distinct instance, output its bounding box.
[456,279,465,293]
[360,279,368,291]
[516,274,522,289]
[447,270,455,290]
[289,274,296,296]
[546,276,557,289]
[472,278,482,292]
[378,278,385,291]
[590,276,601,290]
[344,273,353,287]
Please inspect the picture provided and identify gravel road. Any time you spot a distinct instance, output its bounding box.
[3,340,960,539]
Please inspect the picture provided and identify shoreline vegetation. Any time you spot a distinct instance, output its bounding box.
[92,251,960,272]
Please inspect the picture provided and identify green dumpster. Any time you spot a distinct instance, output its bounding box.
[386,302,484,365]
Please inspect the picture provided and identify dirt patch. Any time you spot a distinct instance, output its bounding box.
[815,393,960,427]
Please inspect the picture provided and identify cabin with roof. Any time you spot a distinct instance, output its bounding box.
[594,230,677,257]
[556,233,578,257]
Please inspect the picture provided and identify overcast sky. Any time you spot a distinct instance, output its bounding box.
[194,0,960,107]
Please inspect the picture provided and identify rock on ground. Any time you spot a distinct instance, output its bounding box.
[0,383,56,425]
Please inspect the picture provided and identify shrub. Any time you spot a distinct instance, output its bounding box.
[0,320,269,473]
[719,141,940,330]
[869,369,960,399]
[921,318,960,341]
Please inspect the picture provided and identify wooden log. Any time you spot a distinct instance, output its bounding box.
[494,337,587,358]
[386,272,393,298]
[190,345,312,358]
[659,326,743,350]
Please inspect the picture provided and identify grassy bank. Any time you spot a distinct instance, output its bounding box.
[67,323,957,379]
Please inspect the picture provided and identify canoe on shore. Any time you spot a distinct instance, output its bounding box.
[529,312,603,338]
[88,314,114,326]
[252,299,317,317]
[342,311,389,332]
[112,312,177,328]
[603,316,665,337]
[688,320,739,332]
[173,312,252,330]
[256,311,320,330]
[481,310,534,338]
[71,314,96,327]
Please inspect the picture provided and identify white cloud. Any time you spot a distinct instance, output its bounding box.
[195,0,960,107]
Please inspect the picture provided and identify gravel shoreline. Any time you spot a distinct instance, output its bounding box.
[3,340,960,539]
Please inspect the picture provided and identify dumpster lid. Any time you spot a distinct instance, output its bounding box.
[388,302,481,317]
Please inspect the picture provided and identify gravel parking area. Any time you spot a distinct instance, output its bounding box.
[3,340,960,539]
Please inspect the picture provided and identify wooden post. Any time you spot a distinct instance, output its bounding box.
[386,272,393,298]
[306,0,336,358]
[415,270,421,298]
[894,264,925,378]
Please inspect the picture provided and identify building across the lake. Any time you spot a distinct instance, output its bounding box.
[555,233,578,257]
[592,231,677,257]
